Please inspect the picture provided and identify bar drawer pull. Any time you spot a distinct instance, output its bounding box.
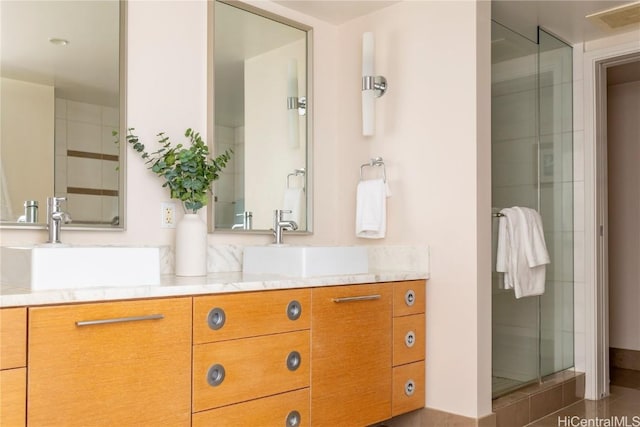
[76,314,164,327]
[332,294,381,303]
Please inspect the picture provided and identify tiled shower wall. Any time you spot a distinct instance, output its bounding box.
[54,99,119,224]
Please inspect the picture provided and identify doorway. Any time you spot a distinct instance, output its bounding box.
[594,52,640,397]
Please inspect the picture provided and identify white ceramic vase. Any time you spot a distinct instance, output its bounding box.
[175,213,207,276]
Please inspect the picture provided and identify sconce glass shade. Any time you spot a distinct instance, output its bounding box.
[362,32,375,136]
[287,59,300,148]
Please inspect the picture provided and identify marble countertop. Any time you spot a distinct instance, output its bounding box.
[0,270,428,308]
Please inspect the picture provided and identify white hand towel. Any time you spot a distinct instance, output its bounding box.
[516,207,550,267]
[495,207,550,298]
[283,188,304,228]
[356,178,388,239]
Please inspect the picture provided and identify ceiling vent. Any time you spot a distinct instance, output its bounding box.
[587,1,640,31]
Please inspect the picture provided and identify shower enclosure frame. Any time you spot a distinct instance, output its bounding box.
[491,22,575,399]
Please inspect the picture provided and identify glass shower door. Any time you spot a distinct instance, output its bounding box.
[538,29,574,377]
[491,21,541,397]
[491,23,574,399]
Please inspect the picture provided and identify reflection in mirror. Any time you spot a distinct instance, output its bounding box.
[212,1,311,233]
[0,0,124,229]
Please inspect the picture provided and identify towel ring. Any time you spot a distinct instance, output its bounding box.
[287,168,306,190]
[360,157,387,182]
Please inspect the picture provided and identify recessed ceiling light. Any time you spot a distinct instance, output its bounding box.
[48,37,69,46]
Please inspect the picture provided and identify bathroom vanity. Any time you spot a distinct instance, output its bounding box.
[0,276,426,426]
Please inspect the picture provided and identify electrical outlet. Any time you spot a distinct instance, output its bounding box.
[160,202,176,228]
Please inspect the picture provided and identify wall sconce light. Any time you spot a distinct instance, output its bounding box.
[287,59,306,148]
[362,32,387,136]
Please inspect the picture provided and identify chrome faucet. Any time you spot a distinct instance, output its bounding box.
[272,209,297,245]
[47,197,71,244]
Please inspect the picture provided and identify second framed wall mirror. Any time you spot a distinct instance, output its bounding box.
[210,0,312,233]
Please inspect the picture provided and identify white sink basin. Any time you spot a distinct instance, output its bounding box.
[243,246,369,277]
[0,246,160,289]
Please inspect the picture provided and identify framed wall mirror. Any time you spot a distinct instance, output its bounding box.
[211,0,312,233]
[0,0,126,229]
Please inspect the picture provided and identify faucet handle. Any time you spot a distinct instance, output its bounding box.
[275,209,292,221]
[47,196,68,217]
[47,196,67,209]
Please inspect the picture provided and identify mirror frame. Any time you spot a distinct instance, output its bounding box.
[0,1,128,231]
[207,0,314,235]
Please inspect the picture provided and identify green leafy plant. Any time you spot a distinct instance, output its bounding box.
[120,128,231,213]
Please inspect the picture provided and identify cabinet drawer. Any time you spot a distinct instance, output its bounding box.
[393,313,425,366]
[392,360,425,417]
[28,298,192,426]
[193,289,311,343]
[393,280,426,317]
[0,308,26,370]
[193,329,310,411]
[0,368,26,427]
[193,387,309,427]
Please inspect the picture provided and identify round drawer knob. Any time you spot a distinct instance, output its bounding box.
[404,379,416,397]
[285,410,301,427]
[405,290,416,307]
[207,307,226,330]
[405,330,416,348]
[207,364,226,387]
[286,351,301,371]
[287,300,302,321]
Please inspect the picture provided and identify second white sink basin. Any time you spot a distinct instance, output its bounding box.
[0,245,160,290]
[242,246,368,277]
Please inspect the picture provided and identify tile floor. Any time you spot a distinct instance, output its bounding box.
[527,368,640,426]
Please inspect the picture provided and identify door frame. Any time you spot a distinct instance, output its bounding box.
[583,41,640,400]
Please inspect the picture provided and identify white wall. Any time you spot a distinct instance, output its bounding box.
[607,80,640,352]
[334,0,492,418]
[0,78,54,222]
[0,0,493,419]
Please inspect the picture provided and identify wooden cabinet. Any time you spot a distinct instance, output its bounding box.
[391,280,427,416]
[0,308,27,426]
[3,278,425,426]
[27,298,192,426]
[311,283,393,426]
[193,289,311,425]
[310,280,426,425]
